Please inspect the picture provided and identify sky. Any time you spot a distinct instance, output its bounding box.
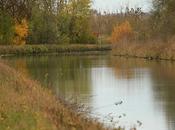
[92,0,152,12]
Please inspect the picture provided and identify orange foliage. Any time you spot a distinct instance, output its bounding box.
[13,19,28,45]
[109,21,133,43]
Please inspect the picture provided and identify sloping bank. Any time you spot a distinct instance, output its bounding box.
[0,61,122,130]
[0,44,111,56]
[112,42,175,61]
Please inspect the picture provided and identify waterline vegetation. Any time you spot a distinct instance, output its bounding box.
[112,40,175,61]
[0,44,111,56]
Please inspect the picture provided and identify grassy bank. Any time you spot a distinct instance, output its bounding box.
[112,41,175,61]
[0,61,124,130]
[0,44,111,56]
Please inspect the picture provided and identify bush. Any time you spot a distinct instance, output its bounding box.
[13,19,29,45]
[109,21,134,44]
[76,34,98,44]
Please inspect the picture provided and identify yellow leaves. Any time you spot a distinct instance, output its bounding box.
[109,21,134,44]
[13,19,29,45]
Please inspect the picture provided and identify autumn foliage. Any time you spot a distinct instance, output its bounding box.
[109,21,133,44]
[13,19,28,45]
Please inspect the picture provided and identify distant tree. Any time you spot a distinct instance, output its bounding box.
[0,0,34,20]
[151,0,175,39]
[13,19,28,45]
[28,5,58,44]
[0,0,96,45]
[109,21,133,43]
[68,0,92,43]
[0,11,14,44]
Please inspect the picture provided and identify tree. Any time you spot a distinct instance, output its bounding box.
[151,0,175,39]
[109,21,133,43]
[0,0,35,20]
[0,11,14,44]
[66,0,93,43]
[0,0,95,45]
[28,5,58,44]
[13,19,28,45]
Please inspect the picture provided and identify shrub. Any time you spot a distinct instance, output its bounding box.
[109,21,134,44]
[13,19,29,45]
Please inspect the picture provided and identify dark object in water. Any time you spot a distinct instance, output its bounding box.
[122,113,126,117]
[137,120,142,126]
[115,101,123,106]
[118,115,122,118]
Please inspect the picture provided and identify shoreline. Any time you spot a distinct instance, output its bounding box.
[112,42,175,61]
[0,44,112,57]
[113,54,175,61]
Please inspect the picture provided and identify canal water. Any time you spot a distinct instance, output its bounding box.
[4,54,175,130]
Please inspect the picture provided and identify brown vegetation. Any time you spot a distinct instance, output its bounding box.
[0,61,123,130]
[109,21,133,43]
[112,39,175,60]
[13,19,29,45]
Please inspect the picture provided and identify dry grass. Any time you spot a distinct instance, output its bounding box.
[112,40,175,60]
[0,61,123,130]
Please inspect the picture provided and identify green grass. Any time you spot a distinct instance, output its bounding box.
[0,111,37,130]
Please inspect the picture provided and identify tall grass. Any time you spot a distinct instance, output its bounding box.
[112,40,175,61]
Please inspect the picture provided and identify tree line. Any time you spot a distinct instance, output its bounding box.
[0,0,174,45]
[90,0,175,44]
[0,0,96,45]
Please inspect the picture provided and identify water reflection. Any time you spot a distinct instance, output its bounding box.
[4,55,175,130]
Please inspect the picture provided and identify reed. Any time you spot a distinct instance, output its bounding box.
[112,40,175,61]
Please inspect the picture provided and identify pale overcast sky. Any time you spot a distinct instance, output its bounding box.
[92,0,152,12]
